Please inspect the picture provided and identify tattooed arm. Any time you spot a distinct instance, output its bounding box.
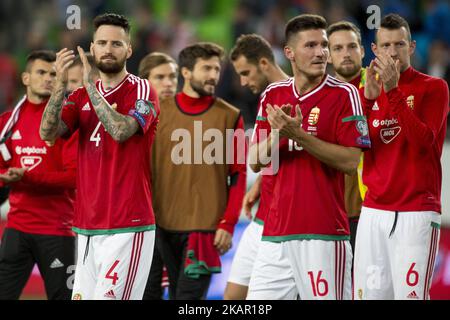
[78,46,139,143]
[86,81,139,143]
[40,48,73,141]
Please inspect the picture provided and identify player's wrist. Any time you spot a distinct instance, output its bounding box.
[383,81,398,93]
[293,126,307,143]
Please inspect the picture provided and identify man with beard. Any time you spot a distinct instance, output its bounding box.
[138,52,178,300]
[40,13,160,300]
[247,14,370,300]
[0,50,76,300]
[327,21,367,255]
[224,33,289,300]
[151,42,246,299]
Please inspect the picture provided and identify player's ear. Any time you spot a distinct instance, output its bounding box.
[327,54,332,64]
[284,46,294,61]
[181,67,191,80]
[408,40,416,57]
[22,72,30,87]
[90,42,94,56]
[371,42,377,56]
[360,44,365,60]
[258,57,269,71]
[127,43,132,59]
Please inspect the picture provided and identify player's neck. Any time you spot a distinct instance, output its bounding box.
[100,69,128,90]
[335,70,360,83]
[26,90,47,104]
[294,72,325,96]
[267,64,290,83]
[182,83,201,99]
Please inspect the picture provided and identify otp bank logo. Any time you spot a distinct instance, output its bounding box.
[372,118,398,128]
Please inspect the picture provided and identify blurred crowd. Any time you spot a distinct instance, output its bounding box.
[0,0,449,129]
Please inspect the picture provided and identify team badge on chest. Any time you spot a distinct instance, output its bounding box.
[308,106,320,125]
[406,95,414,110]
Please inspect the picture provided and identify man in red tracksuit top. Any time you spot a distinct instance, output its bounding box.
[0,50,77,300]
[354,14,449,300]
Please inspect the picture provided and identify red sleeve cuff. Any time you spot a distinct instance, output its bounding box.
[358,87,376,112]
[217,221,235,235]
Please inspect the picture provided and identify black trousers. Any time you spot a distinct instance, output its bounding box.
[349,216,359,278]
[151,226,211,300]
[142,244,165,300]
[0,228,75,300]
[349,217,359,256]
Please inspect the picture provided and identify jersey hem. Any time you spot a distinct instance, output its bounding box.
[262,234,350,242]
[6,224,75,237]
[253,217,264,226]
[362,203,442,214]
[72,224,155,235]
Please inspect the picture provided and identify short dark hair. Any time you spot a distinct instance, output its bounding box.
[25,50,56,71]
[178,42,224,71]
[285,14,327,45]
[376,13,411,43]
[138,52,177,79]
[93,13,130,34]
[230,34,275,65]
[327,21,362,45]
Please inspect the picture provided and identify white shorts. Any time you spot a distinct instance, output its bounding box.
[227,221,263,286]
[71,230,155,300]
[354,207,441,300]
[247,239,352,300]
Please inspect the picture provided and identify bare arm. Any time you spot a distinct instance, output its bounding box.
[77,46,139,143]
[249,103,288,173]
[248,132,275,173]
[267,104,360,175]
[242,174,262,219]
[40,81,69,141]
[40,48,74,141]
[292,131,361,175]
[85,82,139,143]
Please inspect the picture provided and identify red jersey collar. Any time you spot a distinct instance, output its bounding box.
[292,74,328,101]
[25,97,48,108]
[349,71,363,88]
[97,73,131,96]
[399,66,414,83]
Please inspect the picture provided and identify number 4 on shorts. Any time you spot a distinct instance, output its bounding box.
[106,260,120,285]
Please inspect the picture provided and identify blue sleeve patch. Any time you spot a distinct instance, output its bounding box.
[129,109,147,127]
[357,135,371,148]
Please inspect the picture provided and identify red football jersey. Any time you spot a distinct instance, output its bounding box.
[62,74,160,235]
[253,75,370,241]
[0,98,76,236]
[253,174,274,224]
[250,103,275,224]
[362,67,449,213]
